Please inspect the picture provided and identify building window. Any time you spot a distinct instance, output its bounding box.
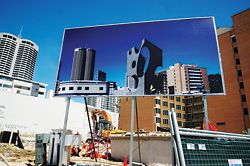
[243,108,248,115]
[239,82,244,89]
[69,87,74,90]
[217,122,225,126]
[163,110,168,115]
[177,113,182,118]
[99,87,104,90]
[85,87,89,90]
[162,101,168,107]
[231,35,236,43]
[176,97,180,102]
[176,105,181,110]
[163,96,168,98]
[177,121,182,126]
[38,92,44,95]
[154,99,160,105]
[170,103,175,108]
[235,58,240,65]
[233,47,238,54]
[3,84,12,88]
[170,96,174,100]
[155,117,161,123]
[154,108,161,114]
[241,95,246,102]
[237,70,242,76]
[77,87,82,90]
[163,119,168,125]
[62,87,65,91]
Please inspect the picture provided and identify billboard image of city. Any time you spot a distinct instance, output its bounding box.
[55,17,225,97]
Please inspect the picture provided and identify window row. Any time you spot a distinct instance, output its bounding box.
[60,86,104,91]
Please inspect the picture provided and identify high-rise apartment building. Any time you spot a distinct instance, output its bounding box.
[87,96,120,113]
[0,33,39,81]
[71,48,95,81]
[159,63,209,94]
[207,9,250,134]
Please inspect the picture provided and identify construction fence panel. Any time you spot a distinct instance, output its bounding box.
[181,135,250,166]
[170,111,250,166]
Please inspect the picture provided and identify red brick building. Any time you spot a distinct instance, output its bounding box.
[207,9,250,133]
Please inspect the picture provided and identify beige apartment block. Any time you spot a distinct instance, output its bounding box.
[166,63,210,94]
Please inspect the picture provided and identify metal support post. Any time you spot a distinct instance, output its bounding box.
[135,97,142,163]
[59,97,71,166]
[171,108,186,166]
[203,96,209,130]
[169,111,180,166]
[129,96,135,166]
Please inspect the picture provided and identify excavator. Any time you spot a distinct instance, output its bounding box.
[90,109,125,140]
[78,109,125,158]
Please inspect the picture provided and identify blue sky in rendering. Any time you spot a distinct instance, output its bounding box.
[1,0,250,90]
[59,17,218,87]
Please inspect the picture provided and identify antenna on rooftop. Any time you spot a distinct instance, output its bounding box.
[18,26,23,38]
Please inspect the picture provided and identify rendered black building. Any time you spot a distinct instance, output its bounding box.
[71,48,95,80]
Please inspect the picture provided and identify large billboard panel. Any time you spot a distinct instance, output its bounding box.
[55,17,225,97]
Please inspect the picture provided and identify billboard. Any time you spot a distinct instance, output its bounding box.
[55,17,225,97]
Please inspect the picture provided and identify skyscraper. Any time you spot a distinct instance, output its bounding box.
[70,48,86,80]
[0,32,39,81]
[70,48,95,81]
[85,48,95,80]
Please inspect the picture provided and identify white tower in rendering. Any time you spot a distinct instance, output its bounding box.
[0,32,39,80]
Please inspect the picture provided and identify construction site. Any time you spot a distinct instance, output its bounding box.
[1,103,250,166]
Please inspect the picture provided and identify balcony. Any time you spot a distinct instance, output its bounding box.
[189,80,203,83]
[188,72,202,76]
[188,69,201,73]
[189,76,202,80]
[189,82,203,85]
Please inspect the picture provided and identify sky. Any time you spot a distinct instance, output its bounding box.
[1,0,250,90]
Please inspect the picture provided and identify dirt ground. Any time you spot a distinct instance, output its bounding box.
[0,143,34,165]
[0,143,124,166]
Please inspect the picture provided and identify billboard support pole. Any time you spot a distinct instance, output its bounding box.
[59,97,71,166]
[203,95,209,130]
[84,97,97,162]
[129,96,135,166]
[135,97,142,163]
